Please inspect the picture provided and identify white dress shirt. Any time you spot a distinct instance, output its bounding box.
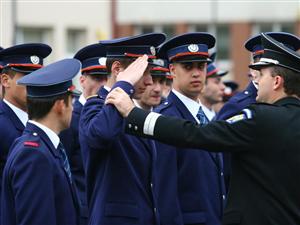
[172,89,207,124]
[3,99,28,126]
[28,120,60,149]
[201,104,216,121]
[78,94,86,106]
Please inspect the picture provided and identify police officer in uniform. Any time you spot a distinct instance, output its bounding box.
[107,33,300,225]
[1,59,81,225]
[215,32,300,191]
[59,43,108,225]
[79,33,166,225]
[151,33,226,225]
[216,32,300,121]
[0,43,51,196]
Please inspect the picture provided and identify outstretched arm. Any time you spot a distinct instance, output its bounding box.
[106,89,257,153]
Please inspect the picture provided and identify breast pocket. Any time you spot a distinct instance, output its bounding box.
[104,203,139,224]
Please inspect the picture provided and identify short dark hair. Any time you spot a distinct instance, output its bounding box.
[27,93,71,120]
[270,66,300,98]
[1,68,17,97]
[106,57,135,74]
[166,78,173,87]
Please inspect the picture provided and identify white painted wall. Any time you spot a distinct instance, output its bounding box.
[1,0,111,60]
[117,0,300,23]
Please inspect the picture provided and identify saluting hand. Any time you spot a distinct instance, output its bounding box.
[116,55,149,85]
[105,87,135,117]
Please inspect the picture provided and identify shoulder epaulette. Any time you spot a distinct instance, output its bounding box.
[23,132,40,147]
[155,101,173,113]
[24,141,39,147]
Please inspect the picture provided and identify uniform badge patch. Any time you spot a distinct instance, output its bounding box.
[226,108,253,124]
[30,55,40,64]
[150,46,156,56]
[188,44,199,52]
[98,57,107,66]
[226,114,246,124]
[24,141,39,147]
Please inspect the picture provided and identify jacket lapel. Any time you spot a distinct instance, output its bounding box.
[168,92,220,167]
[0,101,25,132]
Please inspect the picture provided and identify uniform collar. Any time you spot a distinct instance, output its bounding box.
[172,89,205,123]
[201,104,215,121]
[78,94,86,106]
[273,96,300,106]
[3,99,28,126]
[103,85,111,92]
[251,80,258,90]
[28,120,60,149]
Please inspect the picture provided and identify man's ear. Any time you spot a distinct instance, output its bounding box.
[1,73,11,88]
[273,75,284,91]
[169,64,176,78]
[111,61,122,77]
[53,99,65,114]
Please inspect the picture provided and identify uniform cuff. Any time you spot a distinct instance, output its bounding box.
[126,107,160,136]
[111,81,135,97]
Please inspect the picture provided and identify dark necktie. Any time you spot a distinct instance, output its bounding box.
[196,106,224,170]
[58,142,72,183]
[196,106,209,126]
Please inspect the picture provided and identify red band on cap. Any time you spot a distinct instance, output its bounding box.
[81,65,106,73]
[7,64,43,68]
[166,75,173,79]
[124,53,156,59]
[24,141,39,147]
[151,67,170,72]
[68,85,76,92]
[170,52,209,61]
[207,68,219,77]
[253,50,264,56]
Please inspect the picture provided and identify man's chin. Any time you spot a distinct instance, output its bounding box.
[133,94,141,100]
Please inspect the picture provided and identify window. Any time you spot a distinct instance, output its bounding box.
[139,25,155,34]
[16,27,53,63]
[135,24,175,39]
[16,27,53,45]
[66,29,86,55]
[189,24,208,33]
[253,23,296,35]
[281,23,295,34]
[161,25,175,40]
[189,24,229,60]
[215,24,230,60]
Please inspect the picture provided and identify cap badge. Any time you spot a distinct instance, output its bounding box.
[30,55,40,64]
[150,46,156,56]
[153,59,164,67]
[188,44,199,53]
[98,57,107,66]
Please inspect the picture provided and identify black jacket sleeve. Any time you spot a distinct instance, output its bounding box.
[125,107,258,153]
